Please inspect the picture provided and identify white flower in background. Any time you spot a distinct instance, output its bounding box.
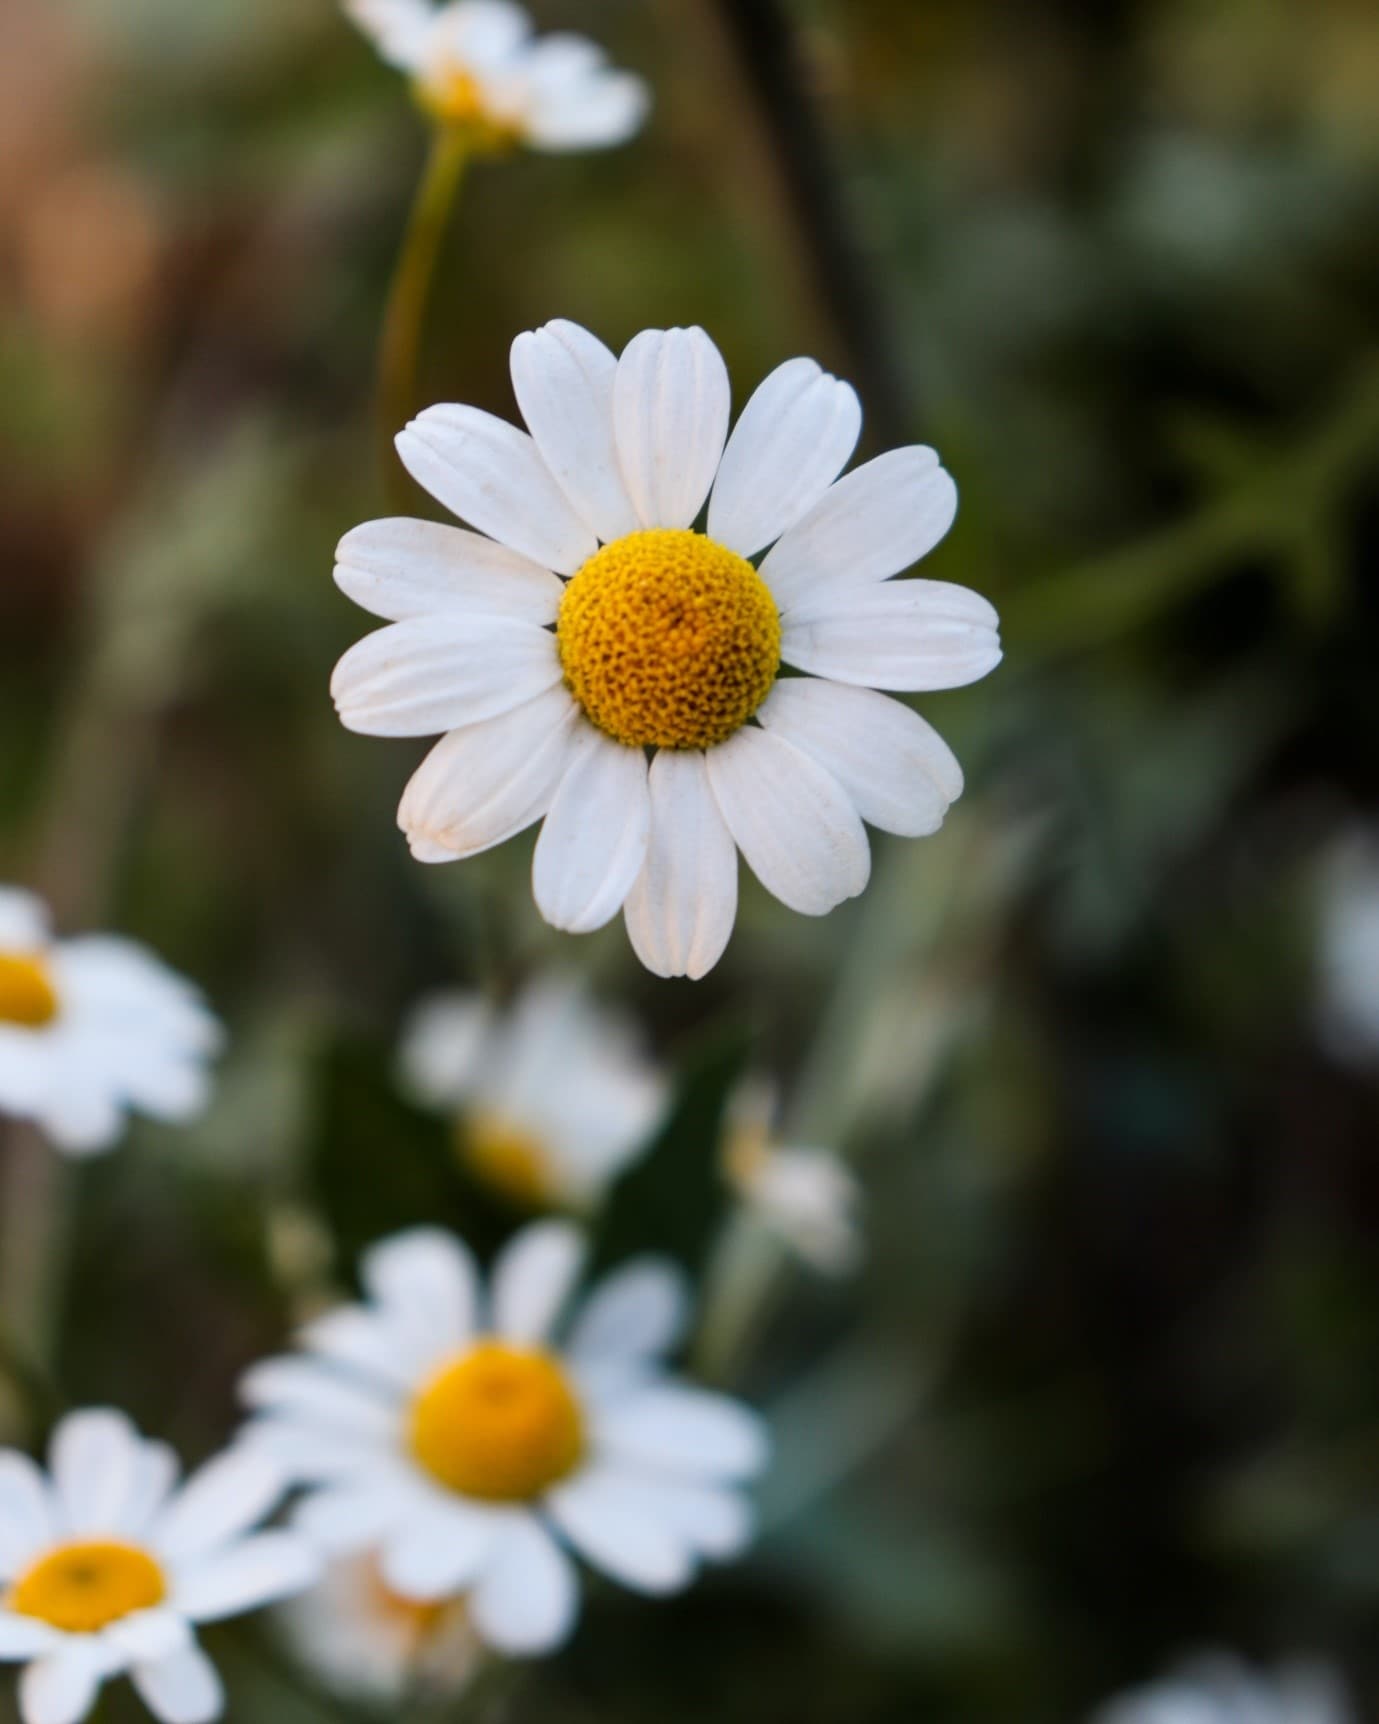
[277,1554,480,1705]
[399,976,667,1210]
[346,0,649,152]
[332,321,1000,978]
[1093,1653,1353,1724]
[0,1409,317,1724]
[723,1079,861,1275]
[0,889,222,1156]
[1315,834,1379,1065]
[240,1222,768,1657]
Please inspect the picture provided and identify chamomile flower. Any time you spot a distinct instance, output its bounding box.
[277,1554,480,1704]
[399,976,667,1210]
[0,1410,317,1724]
[1093,1653,1352,1724]
[723,1079,861,1275]
[240,1222,768,1656]
[346,0,648,152]
[332,321,1000,978]
[0,889,222,1156]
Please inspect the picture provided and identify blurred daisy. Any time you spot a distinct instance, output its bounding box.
[0,1409,317,1724]
[241,1222,768,1656]
[332,321,999,978]
[346,0,649,152]
[277,1554,479,1705]
[0,888,222,1156]
[1093,1653,1353,1724]
[398,976,667,1210]
[723,1079,861,1275]
[1315,834,1379,1065]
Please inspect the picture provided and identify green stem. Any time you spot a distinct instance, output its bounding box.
[377,127,470,495]
[0,1122,75,1399]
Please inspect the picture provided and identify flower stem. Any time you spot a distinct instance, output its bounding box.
[0,1121,75,1400]
[377,127,471,496]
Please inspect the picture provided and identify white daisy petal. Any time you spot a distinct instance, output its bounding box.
[102,1610,190,1665]
[235,1421,381,1485]
[360,1226,479,1349]
[468,1518,578,1656]
[0,1455,57,1576]
[640,1480,755,1561]
[595,1385,770,1481]
[238,1362,398,1445]
[623,749,738,980]
[173,1533,318,1623]
[49,1410,141,1536]
[547,1467,694,1595]
[489,1221,586,1344]
[19,1646,104,1724]
[330,615,561,739]
[130,1644,223,1724]
[756,678,963,836]
[398,685,581,864]
[396,406,596,575]
[0,890,50,949]
[151,1449,284,1565]
[344,0,432,70]
[708,358,861,558]
[437,0,531,66]
[613,328,731,530]
[33,1086,124,1157]
[706,727,870,916]
[378,1504,496,1600]
[568,1260,690,1370]
[780,581,1002,691]
[761,446,959,611]
[526,73,651,152]
[292,1481,411,1557]
[334,519,564,625]
[510,322,639,544]
[298,1307,428,1395]
[119,1444,180,1541]
[0,1614,61,1661]
[532,732,651,935]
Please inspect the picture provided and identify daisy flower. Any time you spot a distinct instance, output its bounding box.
[0,1409,318,1724]
[240,1222,769,1656]
[1093,1653,1353,1724]
[277,1554,479,1704]
[0,888,222,1156]
[398,975,667,1210]
[331,321,1000,978]
[722,1079,861,1275]
[346,0,649,152]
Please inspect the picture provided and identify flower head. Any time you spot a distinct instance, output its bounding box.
[399,976,667,1210]
[0,1410,318,1724]
[1093,1653,1353,1724]
[240,1222,769,1656]
[0,889,222,1156]
[332,322,1001,978]
[723,1079,861,1275]
[346,0,649,152]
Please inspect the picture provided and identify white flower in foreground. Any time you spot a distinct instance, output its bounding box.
[346,0,648,151]
[0,889,222,1156]
[1315,834,1379,1065]
[332,321,1000,978]
[240,1222,768,1656]
[277,1554,480,1705]
[723,1079,860,1275]
[1093,1653,1353,1724]
[399,976,667,1210]
[0,1409,318,1724]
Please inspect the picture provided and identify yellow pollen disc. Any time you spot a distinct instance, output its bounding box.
[409,1341,584,1502]
[458,1111,553,1208]
[9,1541,166,1634]
[0,952,60,1028]
[364,1558,451,1642]
[724,1120,772,1191]
[415,67,525,152]
[557,528,782,751]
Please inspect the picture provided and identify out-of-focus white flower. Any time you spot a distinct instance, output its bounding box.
[241,1222,768,1657]
[0,1409,317,1724]
[277,1554,480,1705]
[331,321,998,977]
[398,976,667,1210]
[1093,1653,1353,1724]
[722,1080,861,1275]
[345,0,649,152]
[1316,835,1379,1064]
[0,888,222,1156]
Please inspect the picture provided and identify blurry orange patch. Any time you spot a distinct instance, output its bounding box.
[18,162,161,341]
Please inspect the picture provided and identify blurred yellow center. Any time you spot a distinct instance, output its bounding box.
[459,1111,553,1208]
[557,529,782,751]
[9,1541,165,1633]
[416,67,524,151]
[364,1558,450,1641]
[0,952,59,1028]
[409,1341,584,1501]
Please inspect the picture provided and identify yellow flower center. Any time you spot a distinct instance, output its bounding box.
[557,528,782,751]
[458,1111,553,1208]
[724,1120,772,1192]
[0,952,60,1028]
[8,1541,166,1634]
[408,1341,584,1502]
[363,1558,451,1642]
[415,66,525,152]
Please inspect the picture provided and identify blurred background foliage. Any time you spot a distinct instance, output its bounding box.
[2,0,1379,1718]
